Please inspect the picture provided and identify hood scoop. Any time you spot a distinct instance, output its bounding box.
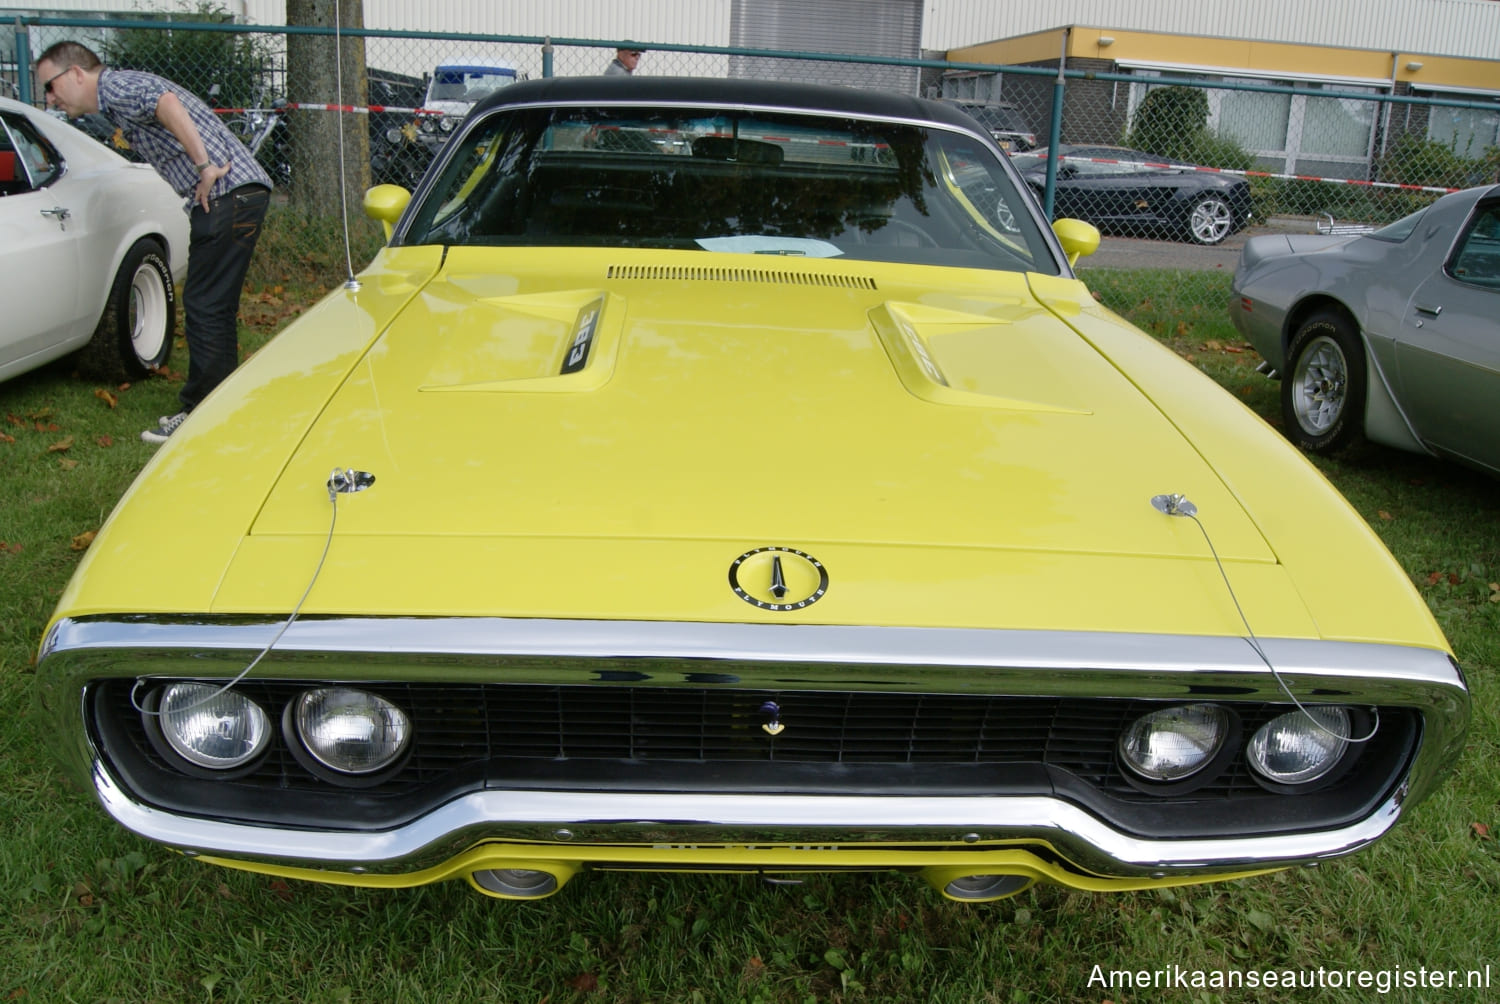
[870,300,1092,414]
[418,288,616,393]
[606,263,877,289]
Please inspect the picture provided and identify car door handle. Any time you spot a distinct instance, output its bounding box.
[40,206,71,230]
[1414,303,1442,318]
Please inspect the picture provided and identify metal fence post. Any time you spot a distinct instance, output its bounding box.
[14,18,31,105]
[1042,28,1067,221]
[542,36,553,78]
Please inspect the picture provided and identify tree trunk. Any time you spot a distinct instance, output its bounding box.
[285,0,369,214]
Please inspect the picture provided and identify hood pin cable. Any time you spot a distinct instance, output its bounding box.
[1151,492,1378,745]
[131,468,373,717]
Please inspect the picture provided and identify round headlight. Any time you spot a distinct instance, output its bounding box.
[438,116,455,132]
[157,683,271,770]
[1119,703,1229,782]
[1247,706,1351,785]
[293,687,410,775]
[384,127,403,144]
[419,119,435,133]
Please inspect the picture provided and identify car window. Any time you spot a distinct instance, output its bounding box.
[402,105,1060,275]
[1448,201,1500,289]
[0,114,62,194]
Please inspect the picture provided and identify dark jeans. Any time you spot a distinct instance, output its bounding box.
[180,184,270,412]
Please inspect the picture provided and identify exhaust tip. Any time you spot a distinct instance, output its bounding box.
[924,869,1033,902]
[470,866,570,899]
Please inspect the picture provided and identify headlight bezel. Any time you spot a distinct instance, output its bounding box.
[139,681,273,779]
[1246,705,1367,794]
[283,686,413,788]
[1116,702,1241,794]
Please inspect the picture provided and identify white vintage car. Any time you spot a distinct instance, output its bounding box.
[0,95,188,384]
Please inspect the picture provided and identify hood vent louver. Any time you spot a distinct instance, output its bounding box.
[606,264,877,290]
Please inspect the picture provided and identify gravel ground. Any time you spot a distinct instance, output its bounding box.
[1082,216,1317,272]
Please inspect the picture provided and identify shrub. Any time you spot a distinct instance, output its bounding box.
[1127,86,1210,162]
[101,0,273,108]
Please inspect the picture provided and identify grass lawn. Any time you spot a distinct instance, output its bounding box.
[2,260,1497,1002]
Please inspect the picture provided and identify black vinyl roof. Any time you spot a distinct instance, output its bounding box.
[471,75,978,132]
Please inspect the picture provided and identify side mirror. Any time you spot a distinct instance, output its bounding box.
[1052,218,1101,267]
[363,184,412,241]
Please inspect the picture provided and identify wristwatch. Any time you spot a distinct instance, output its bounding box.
[193,160,212,174]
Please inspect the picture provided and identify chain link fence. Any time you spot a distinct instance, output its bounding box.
[6,15,1498,308]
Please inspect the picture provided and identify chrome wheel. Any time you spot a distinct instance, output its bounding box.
[1188,195,1233,245]
[1288,334,1348,435]
[1279,310,1366,454]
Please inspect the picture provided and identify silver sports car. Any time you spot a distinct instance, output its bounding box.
[1231,183,1500,475]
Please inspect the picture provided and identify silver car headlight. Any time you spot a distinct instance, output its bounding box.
[156,682,271,770]
[292,687,411,775]
[1118,703,1229,782]
[1247,706,1351,785]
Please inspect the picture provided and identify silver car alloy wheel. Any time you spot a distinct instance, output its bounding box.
[128,259,172,367]
[1289,334,1348,434]
[1188,196,1233,245]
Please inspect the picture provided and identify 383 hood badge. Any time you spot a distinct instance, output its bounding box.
[728,547,828,611]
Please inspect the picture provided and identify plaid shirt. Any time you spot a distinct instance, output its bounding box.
[96,68,271,200]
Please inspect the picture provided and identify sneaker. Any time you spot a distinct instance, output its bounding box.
[141,411,188,445]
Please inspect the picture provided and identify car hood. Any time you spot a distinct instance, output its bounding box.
[218,247,1299,634]
[61,246,1441,645]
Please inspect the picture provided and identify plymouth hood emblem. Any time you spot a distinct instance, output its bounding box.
[729,547,828,610]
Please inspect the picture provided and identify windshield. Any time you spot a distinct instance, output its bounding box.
[401,105,1059,275]
[425,67,516,106]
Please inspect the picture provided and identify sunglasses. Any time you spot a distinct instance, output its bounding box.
[42,66,71,95]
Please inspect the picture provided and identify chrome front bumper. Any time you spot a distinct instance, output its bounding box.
[89,755,1412,880]
[40,615,1469,881]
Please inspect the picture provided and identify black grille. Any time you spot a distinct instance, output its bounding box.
[93,680,1414,837]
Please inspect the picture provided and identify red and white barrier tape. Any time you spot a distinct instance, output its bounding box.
[214,103,444,117]
[1044,153,1459,196]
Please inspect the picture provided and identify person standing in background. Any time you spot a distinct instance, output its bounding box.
[603,46,644,75]
[35,40,273,445]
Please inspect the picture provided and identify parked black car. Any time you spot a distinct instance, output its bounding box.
[939,99,1037,152]
[1012,145,1254,245]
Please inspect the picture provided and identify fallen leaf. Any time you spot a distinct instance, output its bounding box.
[1473,823,1492,840]
[1204,339,1223,351]
[93,388,119,409]
[1377,510,1393,521]
[35,422,59,433]
[268,879,293,901]
[70,531,96,551]
[96,435,114,448]
[59,458,79,471]
[0,431,13,444]
[565,973,598,992]
[118,382,131,392]
[5,414,23,426]
[1449,573,1461,586]
[47,437,74,453]
[1426,571,1445,586]
[1224,345,1244,353]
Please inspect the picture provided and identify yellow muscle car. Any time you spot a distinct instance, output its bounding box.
[35,77,1467,903]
